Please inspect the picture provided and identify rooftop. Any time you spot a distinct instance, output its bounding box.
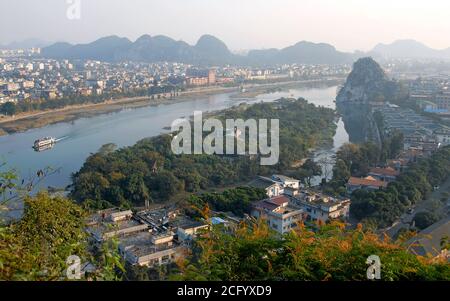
[87,218,146,239]
[369,167,400,177]
[348,176,388,188]
[405,216,450,258]
[119,231,176,257]
[247,176,279,189]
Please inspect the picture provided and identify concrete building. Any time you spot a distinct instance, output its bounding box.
[118,231,184,267]
[208,69,216,85]
[248,176,283,197]
[248,174,300,198]
[251,195,304,234]
[86,209,148,243]
[290,190,351,223]
[176,221,209,242]
[271,175,300,190]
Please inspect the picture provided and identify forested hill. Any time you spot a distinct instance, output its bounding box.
[70,98,337,208]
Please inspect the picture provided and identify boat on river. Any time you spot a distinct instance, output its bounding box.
[33,137,56,151]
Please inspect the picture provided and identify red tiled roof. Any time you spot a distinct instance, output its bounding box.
[348,177,388,188]
[269,195,290,206]
[369,167,400,177]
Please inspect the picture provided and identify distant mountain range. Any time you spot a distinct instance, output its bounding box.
[370,39,450,60]
[41,34,358,66]
[1,39,51,49]
[5,35,447,65]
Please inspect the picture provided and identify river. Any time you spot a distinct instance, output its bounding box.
[0,84,348,192]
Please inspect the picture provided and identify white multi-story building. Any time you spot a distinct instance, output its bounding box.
[290,190,351,223]
[251,195,304,234]
[248,174,301,198]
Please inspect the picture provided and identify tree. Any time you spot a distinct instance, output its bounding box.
[332,159,351,184]
[1,192,87,280]
[0,102,17,116]
[298,159,322,186]
[413,211,439,230]
[1,166,125,281]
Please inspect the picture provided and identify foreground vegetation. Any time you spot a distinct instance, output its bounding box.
[171,217,450,281]
[1,166,448,280]
[71,98,337,208]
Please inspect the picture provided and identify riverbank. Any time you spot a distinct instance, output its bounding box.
[0,78,343,136]
[0,85,237,136]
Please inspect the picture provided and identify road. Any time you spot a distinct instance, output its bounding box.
[384,175,450,238]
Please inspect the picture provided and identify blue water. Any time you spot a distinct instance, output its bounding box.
[0,85,345,190]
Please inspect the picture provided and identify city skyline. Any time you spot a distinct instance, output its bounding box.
[1,0,450,52]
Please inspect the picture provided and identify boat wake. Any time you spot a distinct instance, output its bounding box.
[55,136,69,142]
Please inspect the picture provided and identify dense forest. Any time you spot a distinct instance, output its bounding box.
[70,98,337,208]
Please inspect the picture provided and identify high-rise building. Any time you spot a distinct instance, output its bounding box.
[208,69,216,85]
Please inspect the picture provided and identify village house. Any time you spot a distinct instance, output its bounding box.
[248,174,301,198]
[271,174,301,190]
[248,176,283,197]
[368,167,400,182]
[289,190,351,223]
[251,195,304,234]
[346,176,388,194]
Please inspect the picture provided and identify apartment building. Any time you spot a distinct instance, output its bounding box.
[290,190,351,223]
[251,195,304,234]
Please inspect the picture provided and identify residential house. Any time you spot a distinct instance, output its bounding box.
[248,176,283,197]
[291,190,351,223]
[251,195,304,234]
[346,176,388,194]
[271,174,301,190]
[368,167,400,182]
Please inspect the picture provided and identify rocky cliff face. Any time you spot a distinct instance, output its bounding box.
[336,57,391,103]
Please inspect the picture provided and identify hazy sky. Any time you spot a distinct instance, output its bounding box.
[1,0,450,52]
